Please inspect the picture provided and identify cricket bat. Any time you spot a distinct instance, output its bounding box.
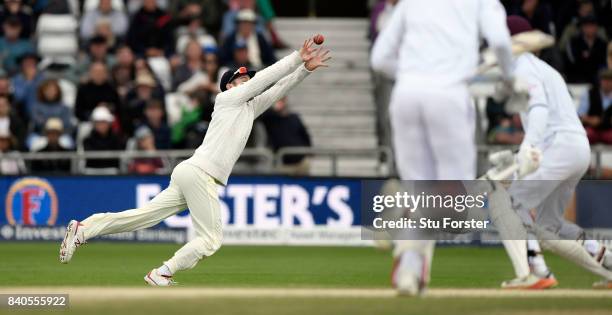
[477,30,555,75]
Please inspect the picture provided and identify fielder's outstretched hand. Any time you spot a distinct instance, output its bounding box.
[299,38,315,62]
[304,47,331,71]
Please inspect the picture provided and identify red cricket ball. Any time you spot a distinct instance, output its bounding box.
[313,34,325,45]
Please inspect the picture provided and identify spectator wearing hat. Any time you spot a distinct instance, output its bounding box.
[578,69,612,144]
[122,73,160,135]
[0,123,24,174]
[80,0,128,42]
[11,52,42,118]
[0,94,24,150]
[220,0,266,40]
[84,106,124,169]
[29,79,74,149]
[564,15,608,83]
[127,0,173,56]
[219,9,275,69]
[260,97,311,175]
[0,16,34,75]
[141,99,171,149]
[30,118,73,174]
[128,126,165,174]
[75,62,120,122]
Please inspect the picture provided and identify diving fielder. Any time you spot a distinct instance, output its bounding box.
[370,0,519,295]
[59,39,331,286]
[503,16,612,289]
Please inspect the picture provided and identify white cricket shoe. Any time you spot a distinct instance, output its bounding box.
[144,268,177,286]
[391,257,426,296]
[592,279,612,289]
[501,273,558,290]
[59,220,86,264]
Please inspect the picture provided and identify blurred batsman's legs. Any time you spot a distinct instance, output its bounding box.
[62,162,223,285]
[509,132,612,287]
[388,84,476,295]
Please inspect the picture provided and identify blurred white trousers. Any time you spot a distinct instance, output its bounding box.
[509,132,590,239]
[81,161,223,273]
[389,82,476,283]
[389,83,476,180]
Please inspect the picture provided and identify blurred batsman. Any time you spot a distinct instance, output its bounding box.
[58,38,331,286]
[370,0,518,295]
[502,16,612,290]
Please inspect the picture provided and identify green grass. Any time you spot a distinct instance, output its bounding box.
[0,242,600,288]
[2,297,612,315]
[0,242,608,315]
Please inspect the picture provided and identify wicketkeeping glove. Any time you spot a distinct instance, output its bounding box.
[517,144,542,178]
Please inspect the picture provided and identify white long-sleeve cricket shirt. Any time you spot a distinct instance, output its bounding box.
[370,0,514,87]
[187,51,311,185]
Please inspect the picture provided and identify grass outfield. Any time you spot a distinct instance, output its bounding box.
[0,242,610,315]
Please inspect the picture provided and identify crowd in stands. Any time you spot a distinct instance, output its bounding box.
[0,0,312,175]
[370,0,612,148]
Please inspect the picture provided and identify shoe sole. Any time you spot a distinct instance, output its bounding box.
[593,282,612,289]
[59,220,79,264]
[502,277,559,290]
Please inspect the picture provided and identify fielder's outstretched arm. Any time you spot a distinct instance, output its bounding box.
[252,65,312,117]
[219,51,303,103]
[252,48,331,117]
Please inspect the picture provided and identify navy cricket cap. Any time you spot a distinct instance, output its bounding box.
[220,66,256,92]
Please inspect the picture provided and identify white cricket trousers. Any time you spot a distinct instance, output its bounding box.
[509,132,591,239]
[81,161,223,273]
[390,82,475,284]
[389,82,476,180]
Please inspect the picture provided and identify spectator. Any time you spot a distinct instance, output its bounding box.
[11,52,42,118]
[111,45,136,100]
[564,15,608,83]
[0,123,24,174]
[220,0,266,40]
[0,16,33,75]
[558,0,607,52]
[76,35,116,78]
[127,0,173,56]
[173,2,216,56]
[30,118,72,174]
[172,39,204,90]
[486,98,525,144]
[256,0,288,49]
[578,69,612,143]
[170,0,224,37]
[0,0,32,39]
[128,126,164,174]
[260,97,311,175]
[142,100,171,149]
[220,9,275,69]
[510,0,555,35]
[75,62,120,121]
[80,0,128,42]
[122,73,159,135]
[0,94,24,149]
[84,106,124,168]
[608,41,612,69]
[29,79,74,149]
